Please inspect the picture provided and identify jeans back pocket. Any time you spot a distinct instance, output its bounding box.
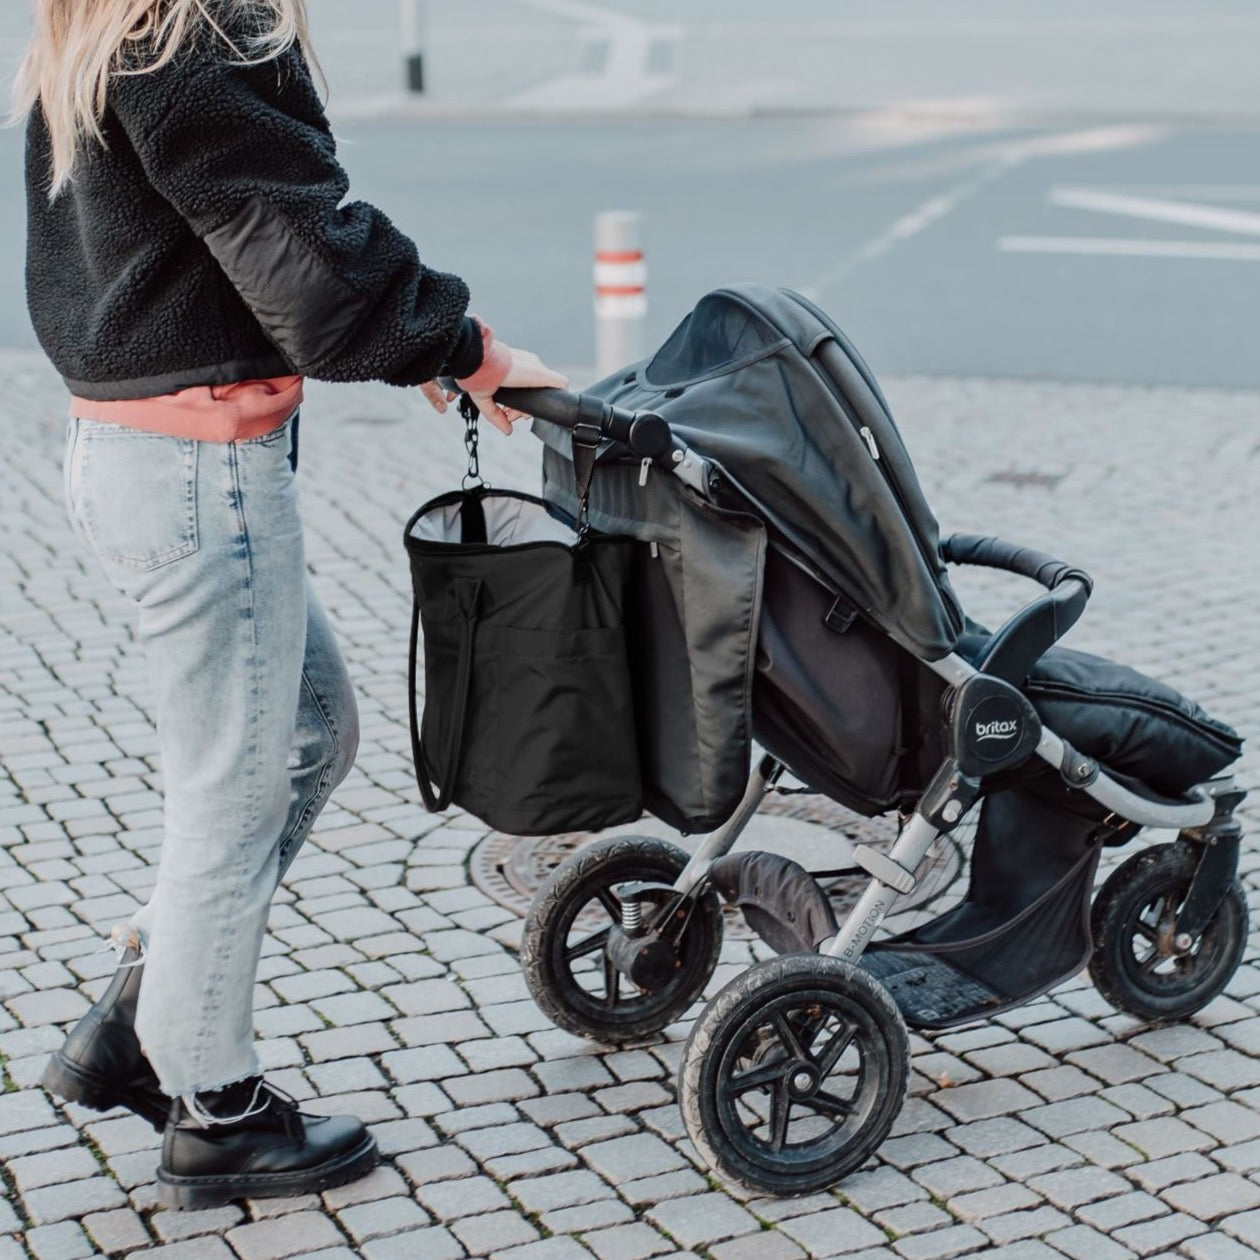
[71,423,199,572]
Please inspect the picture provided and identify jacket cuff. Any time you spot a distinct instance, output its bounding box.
[455,320,512,395]
[440,316,484,380]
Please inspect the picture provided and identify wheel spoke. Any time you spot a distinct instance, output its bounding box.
[725,1059,792,1098]
[774,1012,808,1061]
[563,926,611,963]
[768,1081,791,1152]
[799,1089,856,1120]
[814,1022,857,1075]
[595,888,622,922]
[1132,920,1160,945]
[602,955,622,1005]
[1137,949,1166,976]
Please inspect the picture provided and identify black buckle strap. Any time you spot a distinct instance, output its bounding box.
[824,593,857,634]
[571,421,602,539]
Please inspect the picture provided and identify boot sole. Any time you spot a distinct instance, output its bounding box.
[42,1051,169,1132]
[156,1132,380,1210]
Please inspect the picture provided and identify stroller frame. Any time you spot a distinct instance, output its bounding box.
[503,384,1247,1197]
[674,644,1237,963]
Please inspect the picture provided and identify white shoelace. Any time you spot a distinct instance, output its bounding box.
[183,1077,273,1129]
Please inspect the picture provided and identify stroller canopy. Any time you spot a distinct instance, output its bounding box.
[587,285,964,660]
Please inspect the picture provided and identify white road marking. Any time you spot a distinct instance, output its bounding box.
[802,126,1163,300]
[1050,188,1260,237]
[999,236,1260,261]
[799,156,1021,301]
[1010,126,1167,159]
[506,0,680,110]
[857,124,1166,186]
[997,184,1260,263]
[1062,185,1260,203]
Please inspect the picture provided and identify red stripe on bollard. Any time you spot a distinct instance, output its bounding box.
[595,211,646,373]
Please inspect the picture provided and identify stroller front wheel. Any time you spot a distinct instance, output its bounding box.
[521,834,723,1043]
[679,954,909,1196]
[1090,842,1249,1023]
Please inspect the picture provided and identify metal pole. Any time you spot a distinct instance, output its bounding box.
[401,0,425,93]
[594,211,646,377]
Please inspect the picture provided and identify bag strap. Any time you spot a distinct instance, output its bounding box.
[571,421,601,539]
[408,580,481,813]
[460,493,488,544]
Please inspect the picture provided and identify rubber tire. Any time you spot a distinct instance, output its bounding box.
[1090,842,1248,1023]
[521,834,723,1044]
[680,954,910,1196]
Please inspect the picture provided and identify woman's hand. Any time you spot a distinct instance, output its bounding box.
[419,343,569,435]
[419,381,458,413]
[473,347,569,435]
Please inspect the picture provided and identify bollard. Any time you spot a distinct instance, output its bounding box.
[401,0,425,93]
[594,212,646,377]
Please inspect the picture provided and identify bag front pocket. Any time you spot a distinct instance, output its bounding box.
[416,594,496,813]
[486,624,642,834]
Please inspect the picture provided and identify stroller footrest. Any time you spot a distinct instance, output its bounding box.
[859,949,1006,1029]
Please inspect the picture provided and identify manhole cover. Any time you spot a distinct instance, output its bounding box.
[469,793,964,941]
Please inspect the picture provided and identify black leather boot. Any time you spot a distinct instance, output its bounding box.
[41,946,169,1130]
[157,1077,379,1209]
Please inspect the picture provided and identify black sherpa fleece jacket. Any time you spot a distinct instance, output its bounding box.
[25,23,481,401]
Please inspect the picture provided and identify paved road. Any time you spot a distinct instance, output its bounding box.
[4,5,1260,386]
[2,355,1259,1260]
[5,114,1260,388]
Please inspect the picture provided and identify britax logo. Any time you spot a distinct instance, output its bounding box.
[975,719,1018,742]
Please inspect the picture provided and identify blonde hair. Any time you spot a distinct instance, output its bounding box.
[13,0,313,198]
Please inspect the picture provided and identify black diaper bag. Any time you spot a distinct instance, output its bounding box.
[404,466,643,836]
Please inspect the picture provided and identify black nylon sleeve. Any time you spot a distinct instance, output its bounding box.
[109,37,470,386]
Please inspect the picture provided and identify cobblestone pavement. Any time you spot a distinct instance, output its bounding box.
[1,350,1258,1260]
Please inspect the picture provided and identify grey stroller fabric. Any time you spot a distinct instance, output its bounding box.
[540,443,766,833]
[572,284,965,661]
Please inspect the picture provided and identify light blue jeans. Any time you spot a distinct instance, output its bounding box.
[63,414,359,1097]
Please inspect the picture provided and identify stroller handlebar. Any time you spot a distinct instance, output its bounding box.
[434,381,673,461]
[496,387,674,461]
[942,533,1094,596]
[943,534,1093,684]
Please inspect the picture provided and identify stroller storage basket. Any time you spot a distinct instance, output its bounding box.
[404,487,642,836]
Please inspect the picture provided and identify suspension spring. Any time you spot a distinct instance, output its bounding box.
[620,897,643,934]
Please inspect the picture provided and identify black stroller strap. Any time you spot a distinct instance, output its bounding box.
[571,423,601,534]
[460,493,488,545]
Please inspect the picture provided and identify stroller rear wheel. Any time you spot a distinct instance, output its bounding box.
[521,835,723,1043]
[679,954,909,1196]
[1090,842,1248,1023]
